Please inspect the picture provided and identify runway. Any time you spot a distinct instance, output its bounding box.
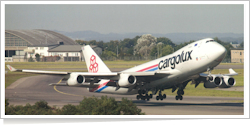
[5,74,244,115]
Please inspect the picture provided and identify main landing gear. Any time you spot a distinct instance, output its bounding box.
[175,89,184,100]
[174,80,190,101]
[156,90,166,101]
[136,89,153,101]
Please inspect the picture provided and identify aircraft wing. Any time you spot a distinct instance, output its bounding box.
[192,68,238,88]
[7,65,176,81]
[7,65,68,75]
[199,68,238,78]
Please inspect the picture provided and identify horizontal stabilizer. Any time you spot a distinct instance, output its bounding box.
[227,68,238,76]
[200,68,238,77]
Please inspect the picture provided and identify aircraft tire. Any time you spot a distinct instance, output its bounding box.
[141,96,146,100]
[156,96,159,100]
[180,96,183,100]
[163,94,166,99]
[175,96,179,100]
[136,95,140,100]
[147,97,150,101]
[142,90,146,94]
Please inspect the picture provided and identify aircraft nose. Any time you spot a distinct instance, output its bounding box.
[211,43,227,62]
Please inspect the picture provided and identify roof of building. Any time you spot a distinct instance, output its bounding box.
[231,48,244,50]
[48,45,82,52]
[48,45,101,52]
[5,29,78,45]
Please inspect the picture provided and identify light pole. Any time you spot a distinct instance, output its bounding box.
[117,46,118,57]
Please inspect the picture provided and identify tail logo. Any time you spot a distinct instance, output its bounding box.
[89,55,98,73]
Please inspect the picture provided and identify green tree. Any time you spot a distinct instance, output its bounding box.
[134,34,157,58]
[118,98,144,115]
[239,42,244,48]
[92,96,120,115]
[162,45,173,56]
[60,104,78,115]
[157,37,175,47]
[28,56,34,62]
[174,40,195,51]
[96,41,104,50]
[89,40,97,45]
[35,53,40,62]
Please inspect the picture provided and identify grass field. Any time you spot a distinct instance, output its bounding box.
[5,61,244,97]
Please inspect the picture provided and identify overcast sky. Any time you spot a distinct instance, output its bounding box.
[5,3,244,34]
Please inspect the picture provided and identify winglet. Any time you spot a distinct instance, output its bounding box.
[7,65,17,72]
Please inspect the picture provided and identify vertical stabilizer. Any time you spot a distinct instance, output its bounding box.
[82,45,111,73]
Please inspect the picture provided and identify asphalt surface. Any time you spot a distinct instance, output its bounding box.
[5,74,244,115]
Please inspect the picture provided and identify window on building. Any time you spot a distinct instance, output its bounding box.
[240,52,242,55]
[40,47,44,50]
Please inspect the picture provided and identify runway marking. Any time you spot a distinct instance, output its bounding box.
[53,79,84,97]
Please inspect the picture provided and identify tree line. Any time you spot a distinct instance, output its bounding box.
[76,34,241,62]
[5,96,144,115]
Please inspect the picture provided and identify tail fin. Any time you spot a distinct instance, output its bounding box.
[82,45,111,73]
[7,65,17,72]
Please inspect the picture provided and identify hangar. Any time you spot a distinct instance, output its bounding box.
[5,29,102,62]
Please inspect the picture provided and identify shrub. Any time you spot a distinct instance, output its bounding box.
[118,98,144,115]
[5,97,145,115]
[60,104,78,115]
[34,100,51,110]
[28,56,34,62]
[35,53,40,62]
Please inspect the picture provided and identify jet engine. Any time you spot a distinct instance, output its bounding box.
[118,74,136,87]
[219,76,236,88]
[204,75,222,88]
[67,73,85,86]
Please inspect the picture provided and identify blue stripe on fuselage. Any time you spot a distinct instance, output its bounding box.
[95,86,108,92]
[146,67,158,72]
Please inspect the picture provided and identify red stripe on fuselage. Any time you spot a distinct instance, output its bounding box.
[136,64,158,72]
[90,81,109,92]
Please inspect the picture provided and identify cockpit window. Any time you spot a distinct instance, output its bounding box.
[206,40,214,43]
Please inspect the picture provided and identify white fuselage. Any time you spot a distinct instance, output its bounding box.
[92,38,227,94]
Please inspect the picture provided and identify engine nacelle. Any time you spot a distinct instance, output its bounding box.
[204,75,222,88]
[118,74,136,87]
[219,76,236,88]
[67,73,85,86]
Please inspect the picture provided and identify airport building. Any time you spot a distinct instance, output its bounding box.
[5,29,102,62]
[231,48,244,63]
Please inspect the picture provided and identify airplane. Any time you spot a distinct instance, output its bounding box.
[7,38,238,101]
